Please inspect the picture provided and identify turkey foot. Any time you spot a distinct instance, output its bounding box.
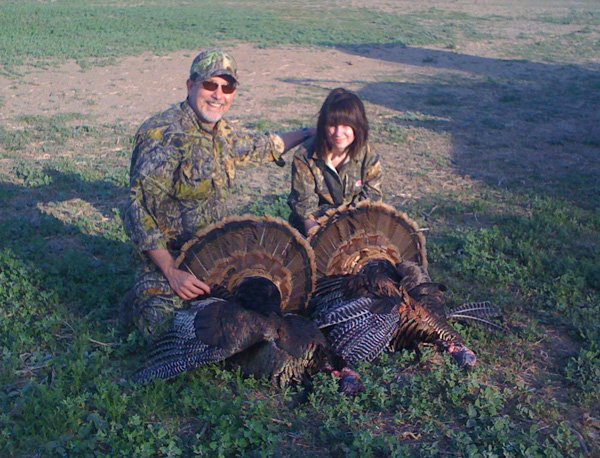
[332,367,365,396]
[440,341,477,370]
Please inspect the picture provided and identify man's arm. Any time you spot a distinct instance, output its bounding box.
[127,132,210,301]
[279,128,316,153]
[146,249,211,301]
[228,126,316,167]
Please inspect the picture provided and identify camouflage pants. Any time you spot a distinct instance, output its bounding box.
[122,265,186,341]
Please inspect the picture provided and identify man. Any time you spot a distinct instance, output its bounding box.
[123,49,313,339]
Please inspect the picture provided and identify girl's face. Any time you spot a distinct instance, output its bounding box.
[326,124,355,153]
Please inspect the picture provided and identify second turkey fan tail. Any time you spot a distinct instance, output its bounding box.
[308,201,427,278]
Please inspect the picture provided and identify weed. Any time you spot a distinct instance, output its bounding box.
[372,120,408,145]
[12,161,53,187]
[246,193,291,219]
[565,345,600,405]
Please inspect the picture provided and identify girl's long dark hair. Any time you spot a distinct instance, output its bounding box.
[315,88,369,160]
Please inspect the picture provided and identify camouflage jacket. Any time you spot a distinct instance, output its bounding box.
[288,139,383,221]
[124,100,285,256]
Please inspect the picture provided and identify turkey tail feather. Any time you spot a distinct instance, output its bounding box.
[447,301,502,319]
[177,215,316,312]
[308,201,427,278]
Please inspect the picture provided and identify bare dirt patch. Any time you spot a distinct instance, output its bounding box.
[2,39,598,215]
[0,43,406,127]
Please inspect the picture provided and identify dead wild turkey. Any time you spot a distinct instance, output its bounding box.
[133,215,333,388]
[308,201,504,369]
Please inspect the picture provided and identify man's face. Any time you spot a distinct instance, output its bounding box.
[187,75,236,125]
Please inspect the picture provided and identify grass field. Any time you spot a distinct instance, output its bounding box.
[1,1,599,456]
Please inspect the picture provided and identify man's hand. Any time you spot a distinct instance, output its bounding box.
[146,248,211,300]
[164,266,211,301]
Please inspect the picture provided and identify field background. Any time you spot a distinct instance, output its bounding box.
[1,1,599,456]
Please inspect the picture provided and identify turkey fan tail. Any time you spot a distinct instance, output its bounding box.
[308,201,427,278]
[177,215,316,313]
[447,302,507,334]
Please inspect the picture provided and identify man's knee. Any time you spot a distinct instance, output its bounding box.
[121,271,183,340]
[135,295,180,340]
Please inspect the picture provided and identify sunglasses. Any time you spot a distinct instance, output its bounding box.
[200,80,237,94]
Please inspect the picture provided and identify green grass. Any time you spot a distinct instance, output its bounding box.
[0,0,461,70]
[1,2,596,75]
[536,10,600,26]
[512,29,600,63]
[1,1,599,456]
[1,115,598,458]
[5,1,597,71]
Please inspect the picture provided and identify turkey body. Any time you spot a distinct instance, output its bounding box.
[133,216,331,387]
[134,280,329,387]
[310,260,476,369]
[306,202,500,370]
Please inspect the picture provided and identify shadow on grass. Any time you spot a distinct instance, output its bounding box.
[284,44,600,211]
[0,169,134,330]
[351,44,600,211]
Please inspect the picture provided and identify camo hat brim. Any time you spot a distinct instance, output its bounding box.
[189,49,239,84]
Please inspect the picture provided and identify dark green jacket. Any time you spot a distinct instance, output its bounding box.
[125,100,285,255]
[288,139,383,222]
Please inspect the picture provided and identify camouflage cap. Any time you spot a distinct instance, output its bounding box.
[189,49,239,84]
